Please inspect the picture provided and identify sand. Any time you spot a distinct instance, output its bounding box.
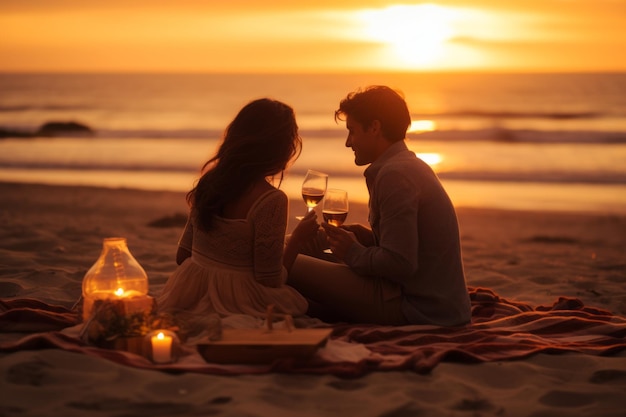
[1,181,625,417]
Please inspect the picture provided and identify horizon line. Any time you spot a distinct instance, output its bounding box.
[2,69,626,76]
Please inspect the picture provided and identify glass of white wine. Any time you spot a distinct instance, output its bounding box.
[322,188,348,226]
[322,189,348,253]
[296,169,328,220]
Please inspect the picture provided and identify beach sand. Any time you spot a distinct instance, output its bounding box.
[1,181,625,417]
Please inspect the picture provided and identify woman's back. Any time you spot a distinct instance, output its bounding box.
[158,187,307,319]
[188,187,286,271]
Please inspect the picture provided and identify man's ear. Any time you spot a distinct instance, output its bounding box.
[369,119,381,134]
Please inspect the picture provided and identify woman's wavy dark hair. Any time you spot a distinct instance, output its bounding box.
[188,98,302,231]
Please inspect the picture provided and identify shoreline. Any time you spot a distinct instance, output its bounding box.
[2,173,625,216]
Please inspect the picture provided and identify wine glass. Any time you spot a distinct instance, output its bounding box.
[322,188,349,226]
[296,169,328,220]
[322,189,348,253]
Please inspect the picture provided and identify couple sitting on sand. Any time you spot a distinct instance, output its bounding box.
[157,85,471,327]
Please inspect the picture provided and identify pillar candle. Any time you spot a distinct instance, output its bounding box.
[151,331,172,363]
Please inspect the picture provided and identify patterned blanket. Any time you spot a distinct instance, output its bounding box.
[1,288,625,376]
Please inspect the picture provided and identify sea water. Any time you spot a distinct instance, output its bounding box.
[1,72,625,214]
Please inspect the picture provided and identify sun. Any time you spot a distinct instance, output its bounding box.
[357,4,457,67]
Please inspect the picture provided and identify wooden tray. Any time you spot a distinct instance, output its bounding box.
[197,328,332,364]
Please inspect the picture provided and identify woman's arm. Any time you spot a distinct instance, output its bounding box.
[251,190,290,287]
[283,209,319,271]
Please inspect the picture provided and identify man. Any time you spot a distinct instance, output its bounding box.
[289,85,471,326]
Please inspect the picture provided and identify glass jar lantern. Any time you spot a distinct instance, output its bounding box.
[82,237,149,321]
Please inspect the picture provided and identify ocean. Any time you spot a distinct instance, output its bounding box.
[1,72,625,214]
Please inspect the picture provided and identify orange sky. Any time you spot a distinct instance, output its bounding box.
[1,0,625,73]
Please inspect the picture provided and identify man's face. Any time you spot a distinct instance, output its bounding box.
[344,115,378,166]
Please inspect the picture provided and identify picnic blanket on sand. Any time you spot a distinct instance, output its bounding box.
[1,287,625,377]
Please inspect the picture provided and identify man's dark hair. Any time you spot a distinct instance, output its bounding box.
[335,85,411,142]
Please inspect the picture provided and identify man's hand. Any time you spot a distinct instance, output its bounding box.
[321,222,358,260]
[341,223,375,246]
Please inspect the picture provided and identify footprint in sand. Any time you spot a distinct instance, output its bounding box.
[524,235,579,244]
[326,379,367,391]
[539,390,596,408]
[7,359,52,386]
[452,398,501,413]
[0,281,23,297]
[589,369,626,385]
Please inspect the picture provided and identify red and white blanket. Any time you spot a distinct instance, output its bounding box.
[1,288,625,377]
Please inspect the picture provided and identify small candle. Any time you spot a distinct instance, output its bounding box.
[151,331,172,363]
[115,287,125,297]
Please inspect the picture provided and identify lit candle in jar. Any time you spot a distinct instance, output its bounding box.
[151,331,172,363]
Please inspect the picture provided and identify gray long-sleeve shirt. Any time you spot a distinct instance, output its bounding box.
[345,140,471,326]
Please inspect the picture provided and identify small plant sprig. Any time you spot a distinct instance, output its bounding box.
[84,299,179,344]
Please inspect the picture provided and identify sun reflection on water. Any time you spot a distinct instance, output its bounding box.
[409,119,437,132]
[416,152,443,167]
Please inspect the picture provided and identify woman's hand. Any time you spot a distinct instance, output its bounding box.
[283,209,320,271]
[290,209,320,246]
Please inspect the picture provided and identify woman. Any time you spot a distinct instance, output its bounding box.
[158,98,318,321]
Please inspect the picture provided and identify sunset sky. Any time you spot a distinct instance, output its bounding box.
[1,0,625,73]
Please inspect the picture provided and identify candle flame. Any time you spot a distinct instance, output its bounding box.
[115,287,124,297]
[157,332,165,340]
